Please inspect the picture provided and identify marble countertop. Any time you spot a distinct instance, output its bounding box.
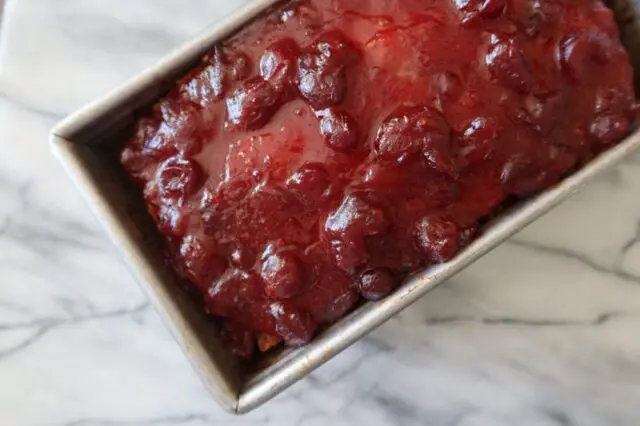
[2,1,640,425]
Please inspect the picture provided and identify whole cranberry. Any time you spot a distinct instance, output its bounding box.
[324,193,389,270]
[130,117,162,151]
[358,269,398,301]
[458,117,500,166]
[154,204,189,237]
[297,52,346,109]
[226,77,282,130]
[515,94,564,136]
[594,85,635,116]
[415,215,461,263]
[156,156,202,206]
[260,38,300,93]
[318,108,360,152]
[325,194,389,237]
[243,302,277,334]
[261,251,307,299]
[485,34,533,94]
[507,0,559,38]
[270,302,317,347]
[357,162,404,192]
[183,47,251,105]
[589,114,628,145]
[121,117,166,181]
[297,32,355,109]
[529,145,578,189]
[298,270,359,323]
[559,29,615,83]
[179,235,227,289]
[327,239,369,272]
[499,155,547,195]
[286,163,333,206]
[208,270,264,317]
[374,105,453,174]
[183,46,231,104]
[182,63,224,106]
[154,100,210,157]
[454,0,505,23]
[547,144,578,170]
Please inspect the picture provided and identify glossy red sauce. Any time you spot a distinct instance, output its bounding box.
[121,0,637,359]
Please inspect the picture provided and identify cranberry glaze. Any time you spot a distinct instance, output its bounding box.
[121,0,636,359]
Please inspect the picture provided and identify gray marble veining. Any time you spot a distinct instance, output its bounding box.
[1,0,640,425]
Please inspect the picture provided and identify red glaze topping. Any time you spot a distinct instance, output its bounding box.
[121,0,636,358]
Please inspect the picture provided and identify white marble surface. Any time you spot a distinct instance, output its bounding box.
[1,0,640,424]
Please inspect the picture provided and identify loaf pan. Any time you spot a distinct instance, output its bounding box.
[49,0,640,414]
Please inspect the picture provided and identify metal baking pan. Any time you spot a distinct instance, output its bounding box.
[50,0,640,414]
